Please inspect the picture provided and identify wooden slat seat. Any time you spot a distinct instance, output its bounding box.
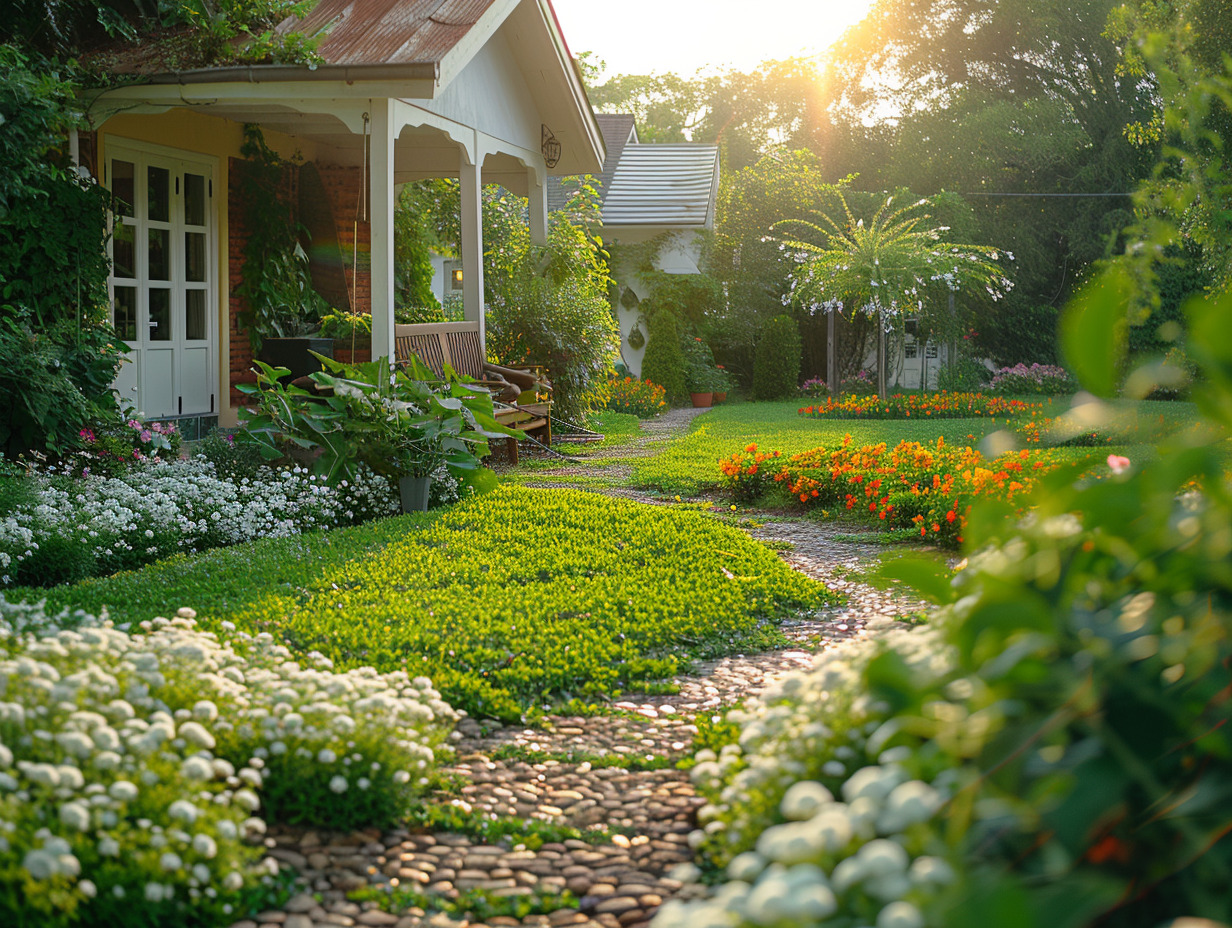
[394,321,552,459]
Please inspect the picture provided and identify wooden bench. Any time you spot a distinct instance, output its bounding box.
[394,321,552,461]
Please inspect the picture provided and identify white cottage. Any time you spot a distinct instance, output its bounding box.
[548,115,720,377]
[81,0,604,435]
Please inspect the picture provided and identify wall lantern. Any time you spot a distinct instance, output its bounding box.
[541,124,561,168]
[451,268,463,289]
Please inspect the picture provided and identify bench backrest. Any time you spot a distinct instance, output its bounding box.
[395,321,483,380]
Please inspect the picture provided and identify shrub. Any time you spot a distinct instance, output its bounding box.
[317,311,372,340]
[935,357,989,393]
[0,459,397,586]
[0,311,125,463]
[237,355,510,485]
[69,417,182,477]
[0,601,458,928]
[639,311,689,405]
[602,377,668,418]
[800,377,831,398]
[485,183,619,422]
[194,429,267,481]
[0,49,125,462]
[752,315,802,400]
[986,362,1076,395]
[838,369,876,395]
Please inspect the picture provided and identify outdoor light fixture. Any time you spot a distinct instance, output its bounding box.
[452,268,463,288]
[541,124,561,168]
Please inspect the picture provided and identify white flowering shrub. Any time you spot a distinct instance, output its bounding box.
[0,458,397,587]
[0,600,459,927]
[656,623,966,928]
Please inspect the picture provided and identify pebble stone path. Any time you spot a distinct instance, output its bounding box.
[232,410,930,928]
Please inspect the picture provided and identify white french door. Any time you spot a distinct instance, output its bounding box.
[107,142,217,418]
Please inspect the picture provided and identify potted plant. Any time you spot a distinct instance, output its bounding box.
[236,354,522,513]
[713,365,732,404]
[319,311,372,365]
[687,364,723,408]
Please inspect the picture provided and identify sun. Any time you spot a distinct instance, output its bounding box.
[551,0,880,77]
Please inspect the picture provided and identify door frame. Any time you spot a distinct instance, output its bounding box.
[104,137,220,419]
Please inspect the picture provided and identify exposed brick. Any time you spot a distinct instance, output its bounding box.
[227,159,372,407]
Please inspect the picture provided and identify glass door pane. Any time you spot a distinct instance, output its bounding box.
[149,288,172,341]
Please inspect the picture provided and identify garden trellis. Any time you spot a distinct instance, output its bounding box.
[774,193,1013,397]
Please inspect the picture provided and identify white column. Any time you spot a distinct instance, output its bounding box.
[370,99,397,364]
[527,165,548,246]
[460,153,485,346]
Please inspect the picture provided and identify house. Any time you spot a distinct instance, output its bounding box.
[79,0,604,436]
[547,115,720,377]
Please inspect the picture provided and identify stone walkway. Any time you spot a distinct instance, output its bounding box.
[236,411,929,928]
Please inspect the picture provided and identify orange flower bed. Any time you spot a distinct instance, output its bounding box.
[603,377,668,418]
[799,392,1041,420]
[721,435,1070,547]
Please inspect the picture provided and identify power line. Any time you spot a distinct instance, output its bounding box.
[960,189,1133,197]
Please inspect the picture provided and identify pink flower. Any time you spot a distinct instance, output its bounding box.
[139,430,152,443]
[1107,454,1131,475]
[79,428,96,443]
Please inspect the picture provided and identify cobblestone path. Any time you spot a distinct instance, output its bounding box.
[238,412,929,928]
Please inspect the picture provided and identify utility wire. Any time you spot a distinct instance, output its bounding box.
[959,192,1135,198]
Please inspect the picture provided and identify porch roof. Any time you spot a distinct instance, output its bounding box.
[85,0,604,178]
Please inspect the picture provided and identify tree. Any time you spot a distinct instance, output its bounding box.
[586,57,830,169]
[823,0,1160,363]
[777,191,1012,397]
[709,150,840,384]
[1106,0,1232,295]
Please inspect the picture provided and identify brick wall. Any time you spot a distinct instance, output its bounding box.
[316,164,372,316]
[226,161,372,406]
[226,158,300,407]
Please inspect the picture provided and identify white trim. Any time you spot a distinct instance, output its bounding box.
[104,137,220,419]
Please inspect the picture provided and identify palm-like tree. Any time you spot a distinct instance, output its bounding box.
[776,192,1011,397]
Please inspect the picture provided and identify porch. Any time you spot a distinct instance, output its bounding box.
[82,0,604,428]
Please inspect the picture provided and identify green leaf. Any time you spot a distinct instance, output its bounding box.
[875,552,958,604]
[1061,266,1133,397]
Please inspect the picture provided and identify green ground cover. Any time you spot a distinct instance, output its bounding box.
[22,486,831,720]
[630,397,1207,495]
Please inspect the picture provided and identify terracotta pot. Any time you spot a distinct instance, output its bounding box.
[713,391,727,404]
[690,392,713,408]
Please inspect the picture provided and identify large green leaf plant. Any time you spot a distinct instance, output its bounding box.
[236,354,520,485]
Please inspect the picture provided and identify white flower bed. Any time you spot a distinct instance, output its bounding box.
[0,458,398,585]
[655,623,963,928]
[0,599,459,928]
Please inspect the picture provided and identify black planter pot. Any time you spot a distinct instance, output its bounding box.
[398,475,431,513]
[258,337,335,381]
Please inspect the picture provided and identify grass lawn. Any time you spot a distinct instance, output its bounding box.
[20,486,832,721]
[629,397,1208,495]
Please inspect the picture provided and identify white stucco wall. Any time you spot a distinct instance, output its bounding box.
[609,229,704,378]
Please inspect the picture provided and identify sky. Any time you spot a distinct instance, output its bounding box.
[551,0,880,78]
